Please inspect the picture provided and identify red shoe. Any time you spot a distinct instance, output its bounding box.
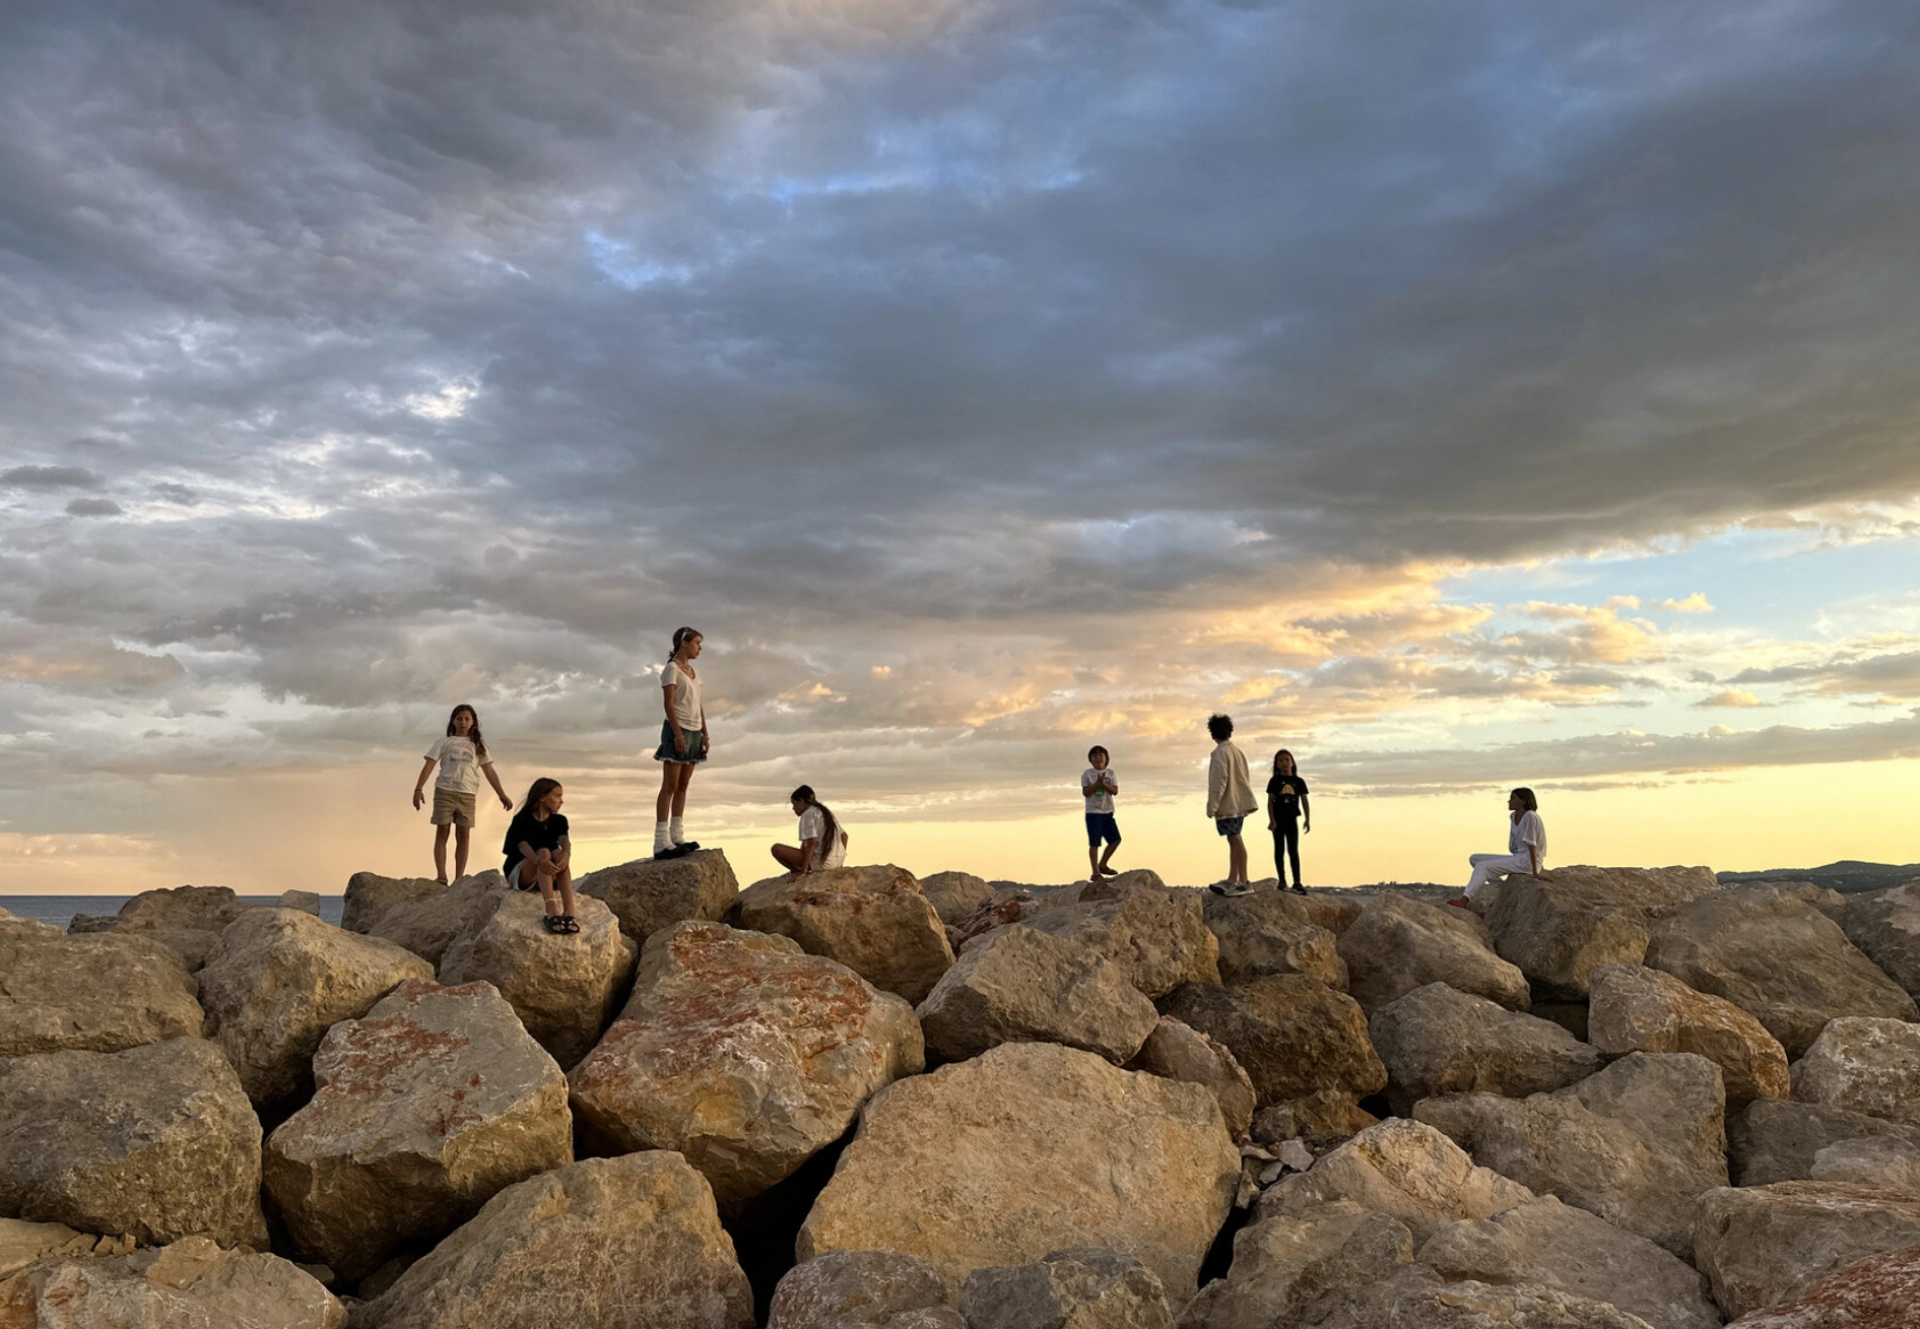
[1446,897,1470,909]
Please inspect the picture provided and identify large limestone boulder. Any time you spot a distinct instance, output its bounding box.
[1021,884,1222,999]
[1588,963,1790,1105]
[1417,1195,1721,1329]
[0,926,203,1056]
[578,849,739,947]
[67,885,254,970]
[1693,1182,1920,1319]
[1791,1017,1920,1126]
[1386,1280,1659,1328]
[1369,983,1603,1115]
[1176,1199,1423,1329]
[1481,865,1722,1002]
[0,1236,345,1329]
[920,871,997,926]
[197,908,435,1110]
[1202,891,1347,988]
[436,891,637,1068]
[341,873,502,966]
[1337,893,1530,1012]
[1729,1097,1920,1186]
[1810,1135,1920,1191]
[1257,1119,1535,1244]
[1644,886,1917,1057]
[0,1038,267,1248]
[569,921,923,1207]
[1722,1242,1920,1328]
[1158,975,1387,1117]
[734,865,955,1003]
[1128,1017,1256,1140]
[264,979,573,1279]
[1837,882,1920,999]
[353,1152,754,1329]
[768,1250,962,1329]
[1415,1053,1728,1257]
[916,925,1158,1065]
[961,1248,1172,1329]
[797,1042,1238,1297]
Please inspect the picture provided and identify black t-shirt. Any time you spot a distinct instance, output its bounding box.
[1265,773,1309,820]
[502,810,570,877]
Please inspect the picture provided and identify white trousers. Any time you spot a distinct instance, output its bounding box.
[1465,852,1535,899]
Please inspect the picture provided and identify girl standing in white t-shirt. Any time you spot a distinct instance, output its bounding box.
[652,626,710,857]
[411,704,512,883]
[771,785,849,879]
[1454,787,1550,908]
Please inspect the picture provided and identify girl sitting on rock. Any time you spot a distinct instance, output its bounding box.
[411,703,512,883]
[771,786,849,880]
[503,777,577,934]
[1453,786,1550,909]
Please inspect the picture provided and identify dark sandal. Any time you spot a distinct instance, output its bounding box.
[543,913,565,934]
[561,915,580,934]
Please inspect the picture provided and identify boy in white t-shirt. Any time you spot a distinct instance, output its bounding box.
[411,704,512,883]
[1081,745,1122,880]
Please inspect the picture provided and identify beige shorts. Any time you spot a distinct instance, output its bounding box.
[430,787,477,828]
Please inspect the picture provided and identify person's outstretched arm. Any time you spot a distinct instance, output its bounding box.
[481,761,510,810]
[412,758,436,810]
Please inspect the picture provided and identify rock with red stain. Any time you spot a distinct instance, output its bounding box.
[1692,1182,1920,1320]
[734,865,955,1004]
[1723,1242,1920,1328]
[199,908,436,1112]
[354,1152,754,1329]
[1,1235,345,1329]
[437,891,638,1069]
[263,979,572,1280]
[797,1042,1238,1298]
[569,922,923,1207]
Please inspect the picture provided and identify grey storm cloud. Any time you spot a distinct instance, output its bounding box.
[3,0,1920,827]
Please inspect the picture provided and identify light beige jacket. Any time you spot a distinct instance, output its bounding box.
[1207,741,1258,819]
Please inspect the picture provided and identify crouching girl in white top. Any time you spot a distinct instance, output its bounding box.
[1454,787,1549,908]
[771,785,849,879]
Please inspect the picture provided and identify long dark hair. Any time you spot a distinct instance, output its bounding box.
[792,785,840,860]
[1272,748,1296,775]
[520,777,561,815]
[668,626,702,663]
[447,703,488,759]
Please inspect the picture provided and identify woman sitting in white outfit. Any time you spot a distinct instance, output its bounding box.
[771,785,849,879]
[1453,787,1549,908]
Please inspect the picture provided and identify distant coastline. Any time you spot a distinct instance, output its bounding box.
[2,895,345,930]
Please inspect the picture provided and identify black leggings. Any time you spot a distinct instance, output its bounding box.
[1273,819,1301,887]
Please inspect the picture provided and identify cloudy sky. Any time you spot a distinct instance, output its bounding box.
[4,0,1919,895]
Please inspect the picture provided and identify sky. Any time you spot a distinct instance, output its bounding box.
[3,0,1919,896]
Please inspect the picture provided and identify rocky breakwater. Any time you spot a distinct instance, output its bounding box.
[12,859,1920,1329]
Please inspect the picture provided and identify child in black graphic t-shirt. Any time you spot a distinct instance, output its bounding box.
[1265,749,1312,894]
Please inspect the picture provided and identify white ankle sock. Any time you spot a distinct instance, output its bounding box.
[669,816,686,844]
[653,821,670,852]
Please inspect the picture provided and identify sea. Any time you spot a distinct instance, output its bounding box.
[3,895,345,930]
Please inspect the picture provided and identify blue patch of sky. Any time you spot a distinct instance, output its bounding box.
[1441,526,1920,642]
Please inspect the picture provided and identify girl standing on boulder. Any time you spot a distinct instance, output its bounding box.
[412,704,512,883]
[503,777,577,934]
[1266,749,1311,895]
[771,785,849,879]
[1453,787,1549,909]
[653,626,709,858]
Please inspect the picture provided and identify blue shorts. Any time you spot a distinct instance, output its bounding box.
[1215,816,1246,837]
[654,720,708,765]
[1086,813,1121,847]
